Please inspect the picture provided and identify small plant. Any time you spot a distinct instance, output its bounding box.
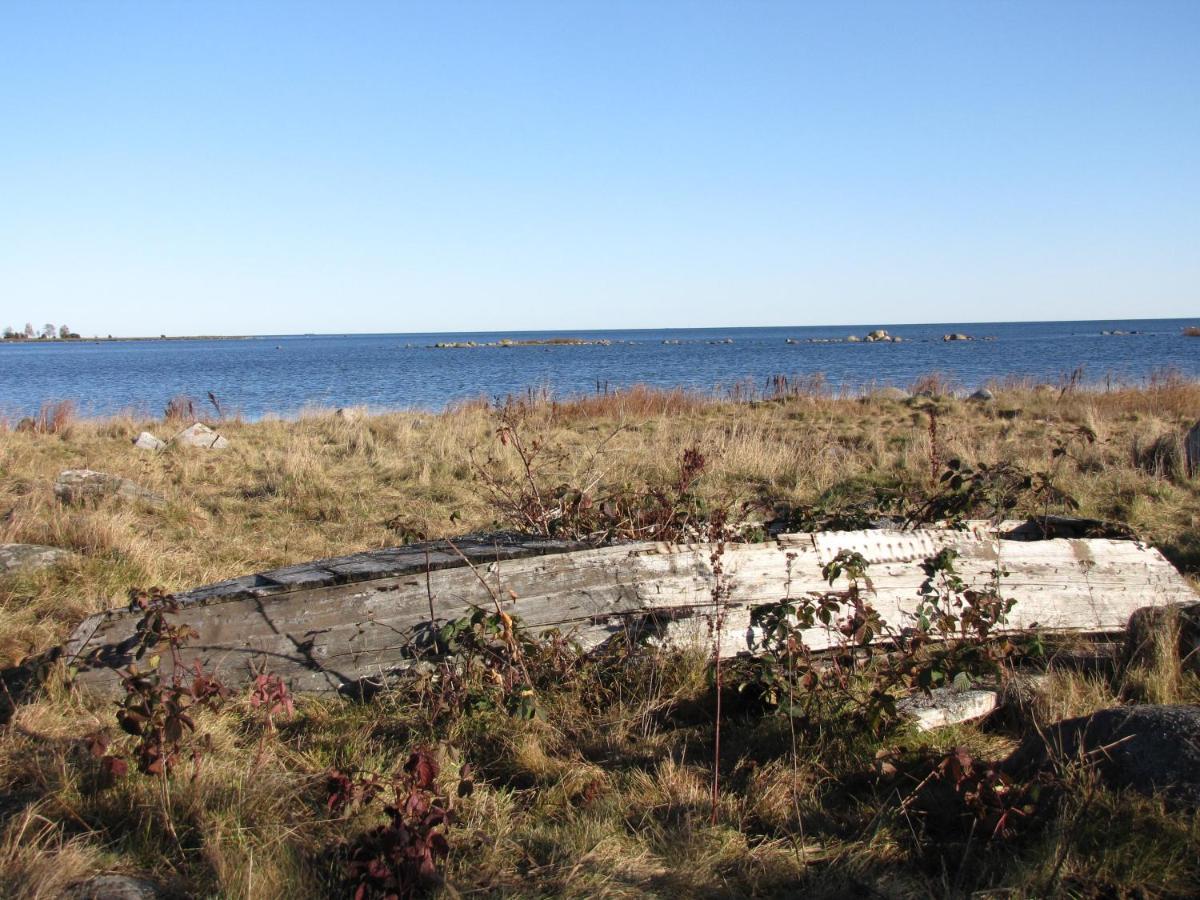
[906,746,1042,843]
[87,589,230,842]
[333,749,474,899]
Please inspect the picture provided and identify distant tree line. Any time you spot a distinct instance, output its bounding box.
[2,322,81,340]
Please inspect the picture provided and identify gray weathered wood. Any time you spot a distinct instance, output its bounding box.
[61,528,1198,698]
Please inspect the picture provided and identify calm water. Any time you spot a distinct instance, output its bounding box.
[1,320,1196,420]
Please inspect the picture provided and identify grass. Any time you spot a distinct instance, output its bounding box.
[1,377,1199,897]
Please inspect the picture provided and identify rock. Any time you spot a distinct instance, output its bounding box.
[54,470,166,508]
[1004,704,1200,807]
[170,422,229,450]
[943,333,972,342]
[132,431,166,451]
[1126,603,1200,674]
[865,329,891,342]
[899,687,999,731]
[335,407,366,421]
[872,386,910,401]
[969,388,995,402]
[0,543,74,574]
[65,874,164,900]
[846,335,861,343]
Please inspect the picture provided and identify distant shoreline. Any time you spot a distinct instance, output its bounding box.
[1,335,255,345]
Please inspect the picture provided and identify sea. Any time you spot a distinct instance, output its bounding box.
[1,319,1196,420]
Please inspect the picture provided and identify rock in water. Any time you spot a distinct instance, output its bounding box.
[0,543,74,574]
[132,431,166,451]
[54,470,166,508]
[171,422,229,449]
[1004,704,1200,807]
[65,875,163,900]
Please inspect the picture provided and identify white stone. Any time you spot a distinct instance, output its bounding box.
[171,422,229,450]
[899,688,999,731]
[0,543,74,574]
[132,431,166,451]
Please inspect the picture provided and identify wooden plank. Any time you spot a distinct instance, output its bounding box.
[61,529,1198,698]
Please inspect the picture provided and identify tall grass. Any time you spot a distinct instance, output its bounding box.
[1,378,1199,897]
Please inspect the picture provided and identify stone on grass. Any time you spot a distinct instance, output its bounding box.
[1004,704,1200,807]
[872,386,910,401]
[132,431,166,451]
[969,388,995,402]
[0,543,74,574]
[54,470,165,508]
[64,874,163,900]
[170,422,229,450]
[899,687,999,731]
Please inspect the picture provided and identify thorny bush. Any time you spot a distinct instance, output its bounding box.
[472,399,718,542]
[743,548,1016,736]
[410,608,583,722]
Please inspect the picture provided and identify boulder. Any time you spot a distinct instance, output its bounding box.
[846,335,861,343]
[1004,704,1200,807]
[969,388,995,402]
[943,333,972,342]
[170,422,229,450]
[132,431,166,451]
[65,874,164,900]
[54,470,166,508]
[872,386,910,401]
[1126,602,1200,674]
[0,543,74,574]
[865,329,891,342]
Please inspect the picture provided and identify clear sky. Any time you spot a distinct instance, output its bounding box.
[1,1,1196,336]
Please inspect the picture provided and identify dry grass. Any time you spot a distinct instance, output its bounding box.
[2,380,1200,897]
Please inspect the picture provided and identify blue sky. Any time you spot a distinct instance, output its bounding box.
[1,1,1196,335]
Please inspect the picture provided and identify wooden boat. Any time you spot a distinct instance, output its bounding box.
[62,525,1197,698]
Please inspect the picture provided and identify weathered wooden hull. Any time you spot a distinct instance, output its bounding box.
[62,529,1197,698]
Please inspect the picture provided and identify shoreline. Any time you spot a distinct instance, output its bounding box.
[4,373,1198,427]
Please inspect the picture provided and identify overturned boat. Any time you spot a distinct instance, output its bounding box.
[62,523,1198,698]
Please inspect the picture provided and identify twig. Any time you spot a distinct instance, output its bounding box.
[443,538,532,686]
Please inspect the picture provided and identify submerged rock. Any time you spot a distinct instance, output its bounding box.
[0,543,74,574]
[1004,704,1200,807]
[171,422,229,450]
[54,470,165,507]
[943,333,972,342]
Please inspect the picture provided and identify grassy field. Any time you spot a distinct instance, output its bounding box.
[1,376,1198,898]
